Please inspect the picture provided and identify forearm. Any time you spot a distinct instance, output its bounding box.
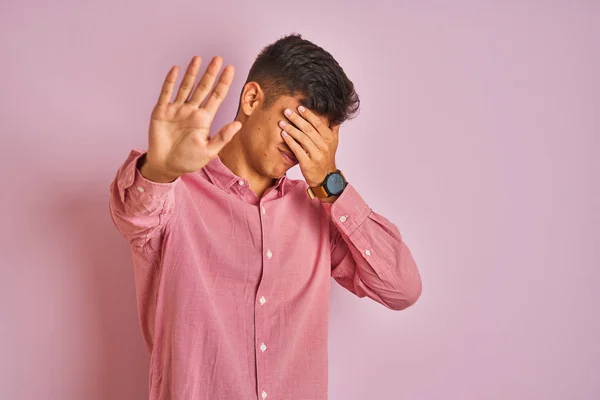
[326,184,422,310]
[109,149,179,247]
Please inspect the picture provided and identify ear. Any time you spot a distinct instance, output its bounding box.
[240,82,263,117]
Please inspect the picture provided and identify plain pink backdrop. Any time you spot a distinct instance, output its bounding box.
[1,1,598,399]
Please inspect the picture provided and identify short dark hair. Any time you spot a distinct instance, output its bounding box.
[239,33,360,126]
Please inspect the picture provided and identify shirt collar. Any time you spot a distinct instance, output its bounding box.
[203,156,288,197]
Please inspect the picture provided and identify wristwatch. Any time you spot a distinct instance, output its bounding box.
[307,170,348,199]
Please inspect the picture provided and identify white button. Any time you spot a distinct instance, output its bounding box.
[261,206,266,215]
[137,186,145,193]
[365,249,371,256]
[260,343,267,352]
[262,391,268,399]
[259,296,266,305]
[267,250,273,259]
[238,180,244,186]
[339,215,347,222]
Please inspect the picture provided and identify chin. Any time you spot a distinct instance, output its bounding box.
[277,162,294,177]
[260,161,285,180]
[276,165,290,177]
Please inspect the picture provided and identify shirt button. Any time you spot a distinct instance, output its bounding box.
[261,206,266,215]
[262,391,268,399]
[260,343,267,352]
[137,186,145,193]
[365,249,371,256]
[238,180,245,186]
[339,215,347,222]
[259,296,266,305]
[266,250,273,259]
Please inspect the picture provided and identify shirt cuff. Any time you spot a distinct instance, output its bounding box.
[117,149,180,203]
[321,183,371,237]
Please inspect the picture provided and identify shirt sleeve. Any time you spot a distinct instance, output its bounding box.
[322,183,422,311]
[108,149,180,252]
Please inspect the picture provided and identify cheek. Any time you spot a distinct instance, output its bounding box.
[252,127,279,158]
[251,115,283,158]
[264,130,280,157]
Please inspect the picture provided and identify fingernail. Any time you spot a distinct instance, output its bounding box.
[279,120,287,127]
[281,130,288,137]
[284,109,292,116]
[298,106,306,113]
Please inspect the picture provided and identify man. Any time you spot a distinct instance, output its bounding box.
[109,33,422,400]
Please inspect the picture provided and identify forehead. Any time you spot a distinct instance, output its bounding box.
[273,95,330,126]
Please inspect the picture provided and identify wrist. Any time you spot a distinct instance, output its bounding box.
[319,196,338,204]
[307,166,337,188]
[138,155,180,183]
[307,169,347,200]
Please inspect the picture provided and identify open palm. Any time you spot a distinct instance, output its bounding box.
[145,56,241,181]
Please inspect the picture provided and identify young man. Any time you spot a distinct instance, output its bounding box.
[109,34,422,400]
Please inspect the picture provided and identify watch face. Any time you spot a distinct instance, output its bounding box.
[325,172,346,195]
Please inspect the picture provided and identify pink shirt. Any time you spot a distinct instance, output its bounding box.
[108,149,422,400]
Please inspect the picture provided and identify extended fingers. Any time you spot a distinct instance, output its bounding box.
[186,56,224,107]
[296,105,330,138]
[201,65,235,116]
[173,56,203,105]
[278,117,319,157]
[157,65,179,106]
[282,108,327,151]
[281,130,310,164]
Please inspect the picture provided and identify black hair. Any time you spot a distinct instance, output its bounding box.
[238,33,360,126]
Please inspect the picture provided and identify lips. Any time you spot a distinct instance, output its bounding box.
[280,149,298,165]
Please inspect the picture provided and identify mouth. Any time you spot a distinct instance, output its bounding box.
[279,149,298,165]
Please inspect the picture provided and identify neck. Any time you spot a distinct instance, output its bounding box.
[218,134,276,198]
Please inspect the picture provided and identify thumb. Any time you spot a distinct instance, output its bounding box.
[206,121,242,157]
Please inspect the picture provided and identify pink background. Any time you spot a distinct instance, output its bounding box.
[1,1,598,399]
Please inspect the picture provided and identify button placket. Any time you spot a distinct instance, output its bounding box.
[257,200,273,400]
[256,293,267,397]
